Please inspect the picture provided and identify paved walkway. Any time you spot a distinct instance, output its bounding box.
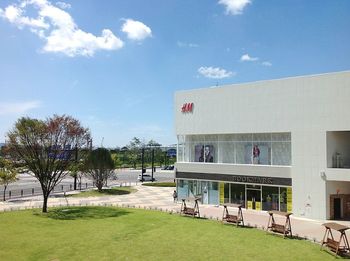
[1,184,350,245]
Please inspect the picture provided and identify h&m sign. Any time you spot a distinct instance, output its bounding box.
[181,102,194,113]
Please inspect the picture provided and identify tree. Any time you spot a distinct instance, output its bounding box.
[0,158,17,201]
[7,115,90,212]
[111,153,123,169]
[85,148,115,192]
[127,137,145,168]
[69,160,86,190]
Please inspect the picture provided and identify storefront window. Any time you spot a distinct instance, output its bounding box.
[224,183,230,203]
[208,182,219,205]
[280,187,287,212]
[181,133,291,166]
[262,186,279,211]
[230,184,245,206]
[177,180,188,200]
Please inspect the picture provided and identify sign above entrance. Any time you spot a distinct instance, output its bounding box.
[176,172,292,186]
[181,102,194,113]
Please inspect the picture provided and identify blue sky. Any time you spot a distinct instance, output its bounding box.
[0,0,349,147]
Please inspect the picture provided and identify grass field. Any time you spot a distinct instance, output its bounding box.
[0,207,334,260]
[68,187,136,197]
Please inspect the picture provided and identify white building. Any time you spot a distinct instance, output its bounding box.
[174,71,350,220]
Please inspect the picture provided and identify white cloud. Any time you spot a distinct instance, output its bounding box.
[218,0,251,15]
[55,1,71,9]
[0,101,41,115]
[262,61,272,66]
[0,4,49,29]
[0,0,124,57]
[121,19,152,41]
[198,66,234,79]
[177,41,199,48]
[240,53,259,62]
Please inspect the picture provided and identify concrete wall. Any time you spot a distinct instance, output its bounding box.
[174,71,350,220]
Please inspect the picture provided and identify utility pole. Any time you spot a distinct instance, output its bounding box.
[151,148,154,182]
[74,144,78,190]
[141,147,144,182]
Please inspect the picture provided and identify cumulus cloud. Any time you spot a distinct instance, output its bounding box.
[0,0,124,57]
[262,61,272,66]
[121,19,152,41]
[240,53,259,62]
[218,0,251,15]
[177,41,199,48]
[0,101,41,115]
[198,66,234,79]
[55,1,71,9]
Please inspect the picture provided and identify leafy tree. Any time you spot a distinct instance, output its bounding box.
[147,140,161,147]
[0,158,17,201]
[85,148,115,192]
[69,160,86,190]
[7,115,90,212]
[127,137,145,168]
[111,153,123,169]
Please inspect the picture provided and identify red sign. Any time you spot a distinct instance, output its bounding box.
[181,103,193,113]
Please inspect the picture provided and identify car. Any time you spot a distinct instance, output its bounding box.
[138,174,155,181]
[161,165,174,170]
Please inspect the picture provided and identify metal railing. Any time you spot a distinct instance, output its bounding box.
[1,182,94,201]
[0,181,140,201]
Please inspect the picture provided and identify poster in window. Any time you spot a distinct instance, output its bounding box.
[195,145,214,162]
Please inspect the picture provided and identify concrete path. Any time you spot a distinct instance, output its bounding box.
[1,184,350,245]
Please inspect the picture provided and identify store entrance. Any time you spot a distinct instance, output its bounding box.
[334,198,341,220]
[246,188,261,210]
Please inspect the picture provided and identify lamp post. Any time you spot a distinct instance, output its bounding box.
[74,144,78,190]
[151,148,154,182]
[141,147,145,182]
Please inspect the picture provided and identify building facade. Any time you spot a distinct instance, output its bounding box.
[174,71,350,220]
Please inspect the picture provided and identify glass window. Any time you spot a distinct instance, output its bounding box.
[262,186,279,211]
[252,142,271,165]
[280,187,287,212]
[219,141,235,164]
[179,133,291,165]
[177,180,188,200]
[208,182,219,205]
[224,183,230,203]
[272,142,291,166]
[230,184,245,206]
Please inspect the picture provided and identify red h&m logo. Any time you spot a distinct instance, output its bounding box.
[181,103,193,113]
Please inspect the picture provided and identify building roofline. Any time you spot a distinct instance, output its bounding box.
[175,70,350,94]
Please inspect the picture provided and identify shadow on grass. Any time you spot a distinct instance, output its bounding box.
[91,188,133,196]
[34,206,130,220]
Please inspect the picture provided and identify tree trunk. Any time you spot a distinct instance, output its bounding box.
[3,185,7,201]
[42,193,49,213]
[74,175,77,190]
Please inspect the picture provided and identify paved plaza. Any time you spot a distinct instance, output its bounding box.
[1,183,349,245]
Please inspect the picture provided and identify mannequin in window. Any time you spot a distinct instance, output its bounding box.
[252,145,260,164]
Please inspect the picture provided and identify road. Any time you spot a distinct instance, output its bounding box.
[0,168,175,200]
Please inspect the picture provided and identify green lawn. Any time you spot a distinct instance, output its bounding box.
[68,187,136,197]
[142,182,176,187]
[0,207,335,260]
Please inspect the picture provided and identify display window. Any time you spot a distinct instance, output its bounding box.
[262,186,279,211]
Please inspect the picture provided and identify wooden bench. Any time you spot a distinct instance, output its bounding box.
[180,198,200,218]
[266,211,292,238]
[321,222,350,257]
[222,204,244,227]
